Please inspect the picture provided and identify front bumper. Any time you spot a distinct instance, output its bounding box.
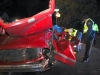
[0,59,49,72]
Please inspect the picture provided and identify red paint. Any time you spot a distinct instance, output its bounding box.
[0,0,79,69]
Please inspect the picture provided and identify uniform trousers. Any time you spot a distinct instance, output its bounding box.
[83,36,94,60]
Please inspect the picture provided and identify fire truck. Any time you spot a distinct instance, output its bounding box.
[0,0,79,72]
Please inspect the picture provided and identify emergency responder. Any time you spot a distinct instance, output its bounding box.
[52,25,63,40]
[74,20,83,52]
[64,28,77,37]
[64,28,82,52]
[64,28,76,40]
[53,25,62,33]
[70,28,77,37]
[93,23,99,45]
[82,15,96,62]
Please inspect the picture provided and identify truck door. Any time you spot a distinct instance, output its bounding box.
[52,32,79,66]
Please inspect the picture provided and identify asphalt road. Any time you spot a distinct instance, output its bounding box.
[0,43,100,75]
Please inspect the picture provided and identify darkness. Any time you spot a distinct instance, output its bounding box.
[0,0,100,26]
[96,0,100,5]
[0,0,49,22]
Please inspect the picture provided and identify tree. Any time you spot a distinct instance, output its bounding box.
[56,0,99,28]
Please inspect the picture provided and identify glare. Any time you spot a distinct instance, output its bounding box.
[74,45,77,48]
[15,19,19,22]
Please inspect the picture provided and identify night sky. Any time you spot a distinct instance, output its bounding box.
[96,0,100,5]
[0,0,49,21]
[0,0,100,23]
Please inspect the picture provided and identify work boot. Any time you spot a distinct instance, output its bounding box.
[81,57,89,62]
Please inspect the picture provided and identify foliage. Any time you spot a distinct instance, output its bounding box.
[55,0,100,28]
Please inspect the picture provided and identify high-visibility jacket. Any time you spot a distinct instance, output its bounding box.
[70,29,77,37]
[64,28,77,37]
[83,18,94,33]
[92,23,99,32]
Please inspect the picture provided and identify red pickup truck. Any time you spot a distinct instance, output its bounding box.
[0,0,78,72]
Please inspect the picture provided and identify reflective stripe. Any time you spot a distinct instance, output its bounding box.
[54,50,76,63]
[83,25,88,33]
[28,18,35,23]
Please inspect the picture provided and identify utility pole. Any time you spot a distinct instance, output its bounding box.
[54,9,60,25]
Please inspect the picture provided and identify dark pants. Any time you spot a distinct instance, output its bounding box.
[93,39,96,45]
[83,36,94,60]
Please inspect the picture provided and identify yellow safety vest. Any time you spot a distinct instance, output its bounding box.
[83,18,94,33]
[64,28,77,41]
[92,23,99,32]
[70,29,77,37]
[64,28,77,37]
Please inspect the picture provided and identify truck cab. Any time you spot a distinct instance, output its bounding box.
[0,0,78,72]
